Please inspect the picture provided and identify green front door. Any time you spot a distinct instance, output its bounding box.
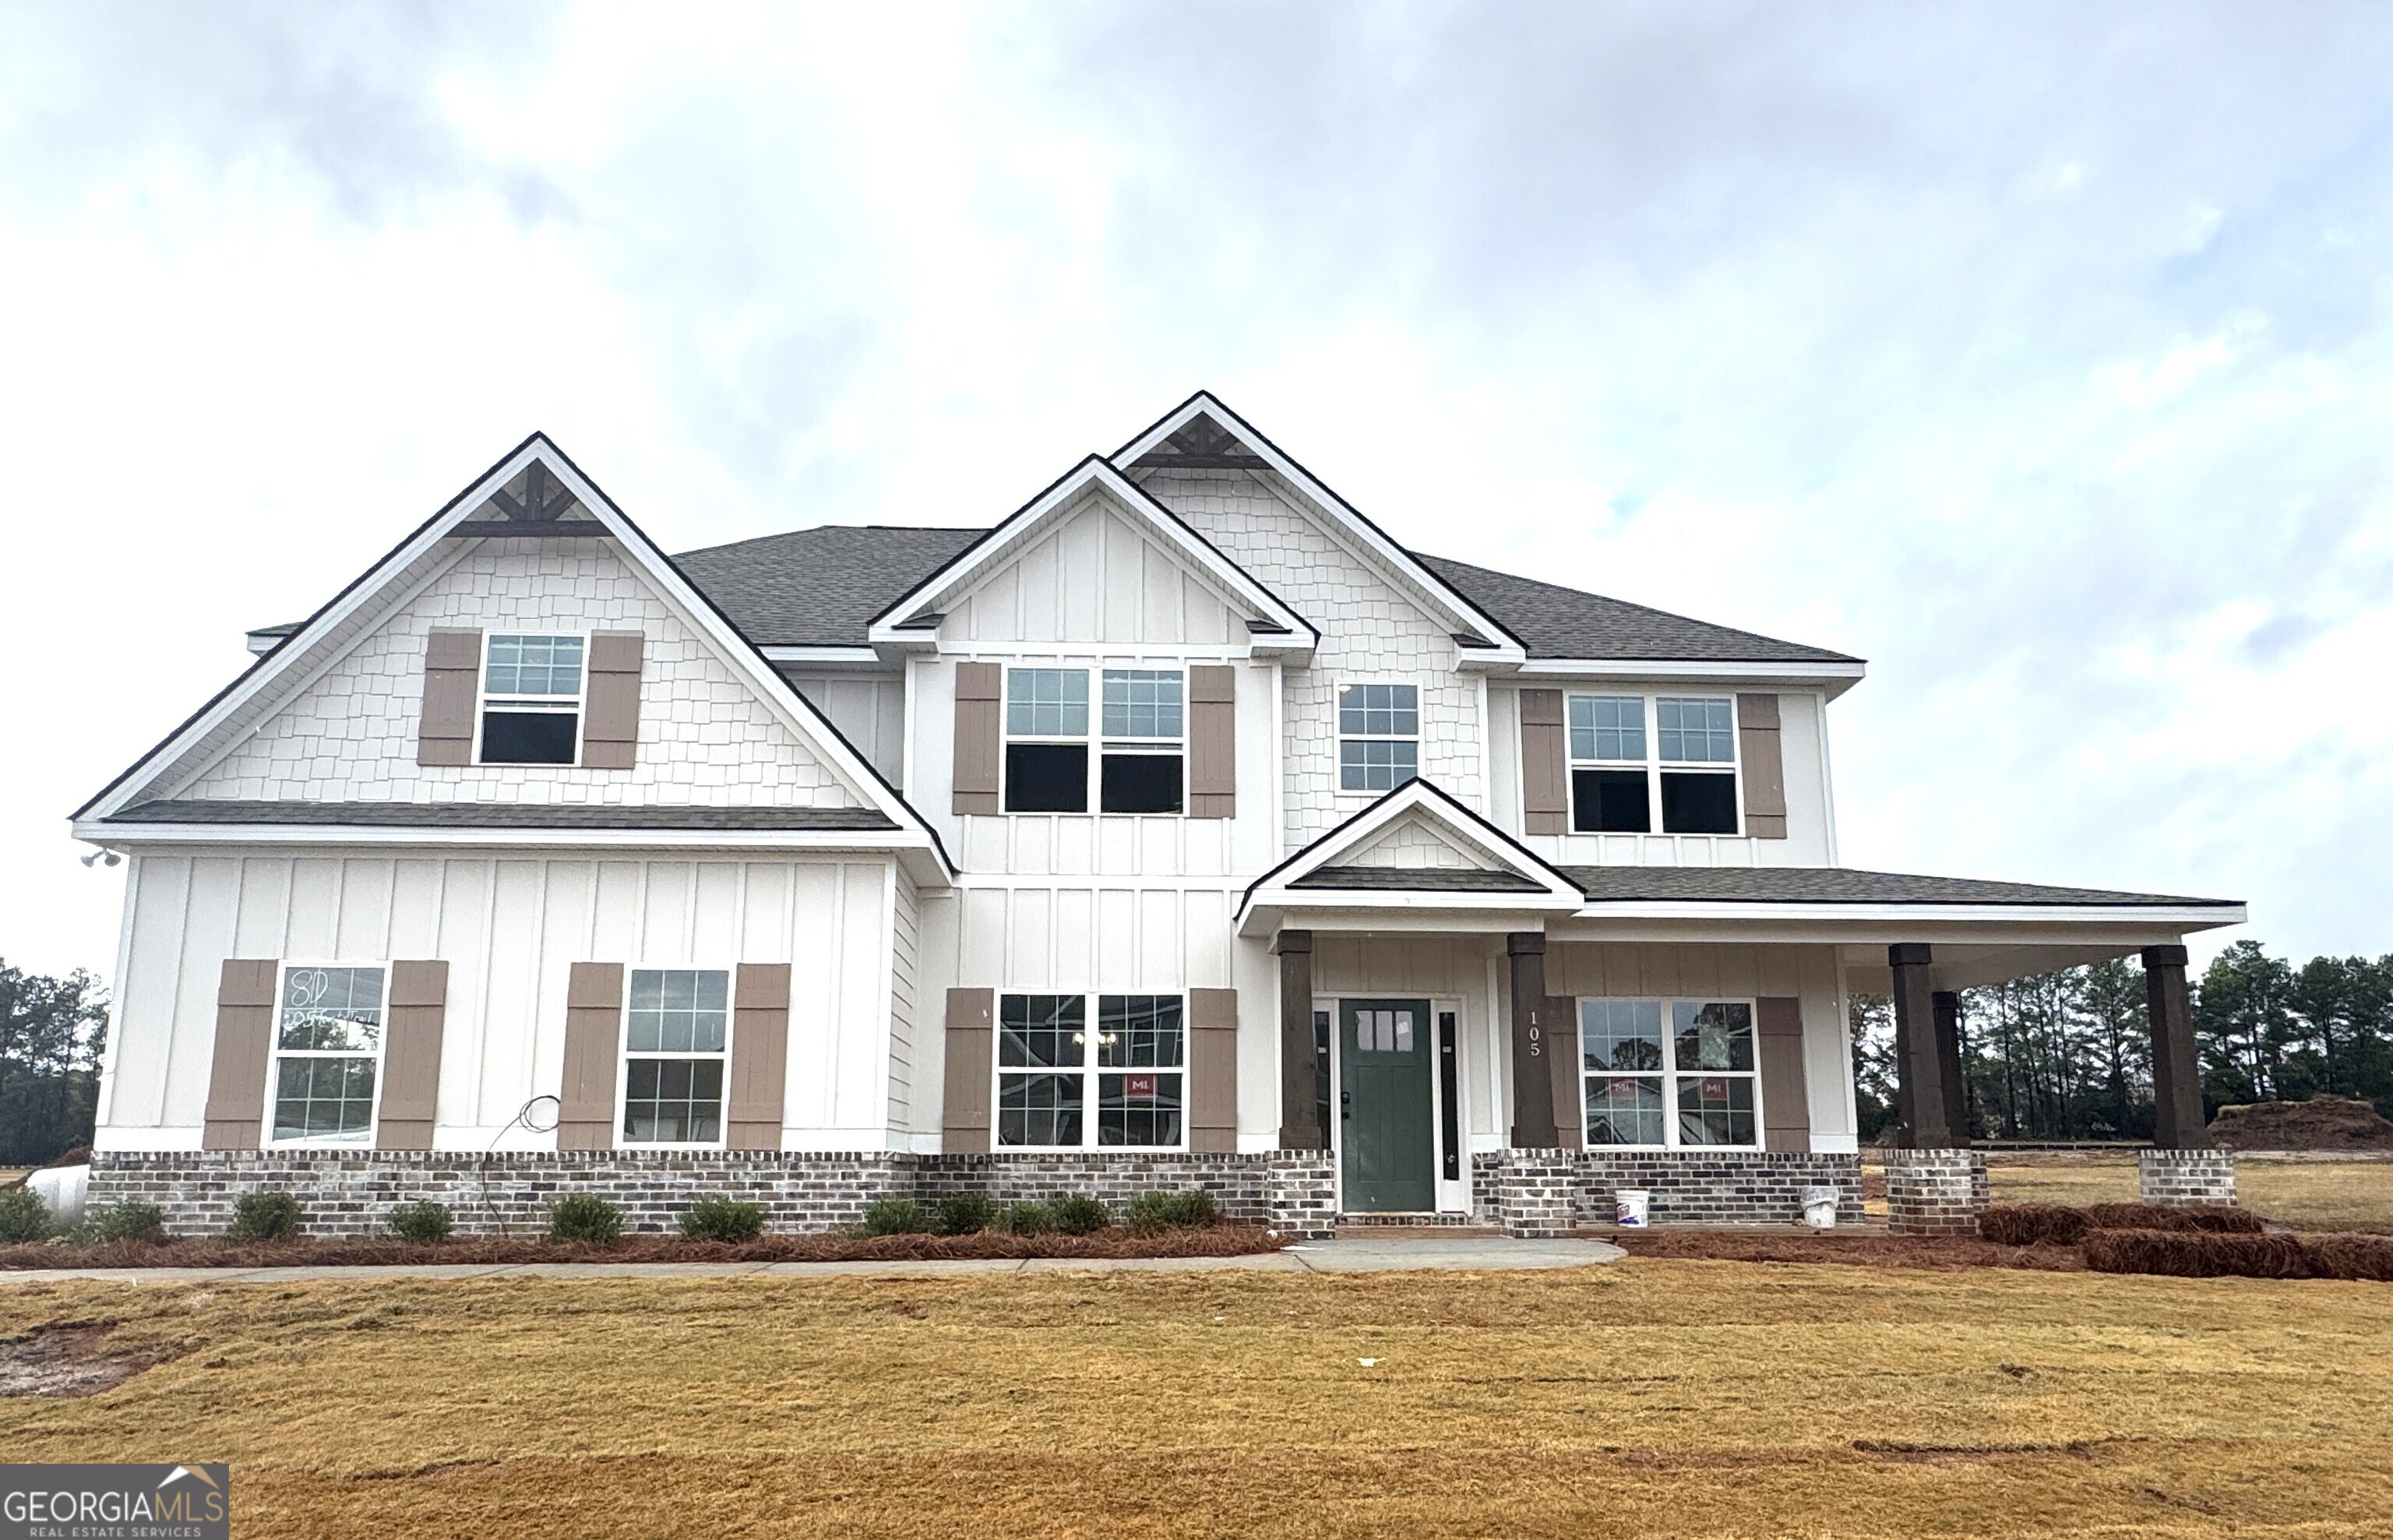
[1339,999,1436,1212]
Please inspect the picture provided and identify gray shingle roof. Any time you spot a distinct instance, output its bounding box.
[107,800,899,832]
[1290,865,1548,893]
[1558,866,2236,907]
[665,524,1857,664]
[1415,555,1859,664]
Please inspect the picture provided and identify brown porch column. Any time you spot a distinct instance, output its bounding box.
[1888,944,1954,1147]
[1508,932,1558,1148]
[1930,989,1971,1148]
[2142,944,2207,1148]
[1274,930,1323,1150]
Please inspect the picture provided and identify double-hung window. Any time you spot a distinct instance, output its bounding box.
[1579,997,1759,1148]
[1338,682,1419,792]
[270,965,388,1144]
[479,633,585,765]
[1003,667,1187,814]
[1567,693,1739,834]
[621,968,730,1146]
[996,992,1185,1149]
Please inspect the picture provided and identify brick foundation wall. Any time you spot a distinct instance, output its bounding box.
[2138,1149,2237,1206]
[1472,1149,1865,1234]
[89,1150,1342,1240]
[1885,1150,1986,1237]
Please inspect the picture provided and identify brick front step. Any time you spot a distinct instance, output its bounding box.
[1338,1211,1482,1228]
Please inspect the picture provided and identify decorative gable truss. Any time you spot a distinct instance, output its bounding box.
[1237,779,1584,936]
[74,434,953,885]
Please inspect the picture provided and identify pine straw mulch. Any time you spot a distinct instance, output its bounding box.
[0,1225,1285,1271]
[1605,1228,2089,1272]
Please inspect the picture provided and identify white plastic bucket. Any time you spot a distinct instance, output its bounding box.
[1614,1189,1651,1228]
[1801,1185,1839,1230]
[29,1165,89,1228]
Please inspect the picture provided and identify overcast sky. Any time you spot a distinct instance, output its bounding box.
[4,2,2388,981]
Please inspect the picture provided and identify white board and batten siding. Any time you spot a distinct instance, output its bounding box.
[783,670,907,789]
[97,851,915,1152]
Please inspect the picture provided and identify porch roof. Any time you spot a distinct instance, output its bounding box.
[1556,865,2237,910]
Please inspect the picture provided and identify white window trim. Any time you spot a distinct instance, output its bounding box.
[474,629,591,768]
[264,960,391,1149]
[1563,692,1743,837]
[1335,678,1422,797]
[1574,994,1765,1151]
[998,664,1192,817]
[992,990,1191,1153]
[616,964,735,1152]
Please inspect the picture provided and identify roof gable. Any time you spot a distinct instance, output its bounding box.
[1239,779,1584,931]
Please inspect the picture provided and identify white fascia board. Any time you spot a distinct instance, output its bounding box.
[1239,902,1568,939]
[866,455,1316,650]
[1112,393,1527,668]
[760,645,886,668]
[1511,657,1868,697]
[1549,902,2246,937]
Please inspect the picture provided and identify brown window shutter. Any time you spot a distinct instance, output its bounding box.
[1545,996,1582,1150]
[952,662,1001,816]
[1757,996,1811,1151]
[558,963,625,1151]
[418,629,482,767]
[1519,689,1567,835]
[1736,693,1788,839]
[1186,665,1236,819]
[942,987,995,1153]
[582,630,645,770]
[727,964,792,1150]
[1189,987,1239,1153]
[202,959,280,1150]
[376,960,449,1151]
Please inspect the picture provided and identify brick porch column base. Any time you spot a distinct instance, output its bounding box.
[2139,1148,2236,1206]
[1267,1152,1338,1239]
[1885,1149,1986,1237]
[1489,1150,1580,1239]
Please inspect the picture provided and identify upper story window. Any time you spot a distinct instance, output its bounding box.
[1579,998,1759,1149]
[621,967,729,1147]
[480,633,584,766]
[996,992,1186,1150]
[1002,667,1186,814]
[1338,682,1419,792]
[270,964,387,1145]
[1567,693,1739,835]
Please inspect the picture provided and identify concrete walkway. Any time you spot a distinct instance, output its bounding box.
[0,1235,1623,1286]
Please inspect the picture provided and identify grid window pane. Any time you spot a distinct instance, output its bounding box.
[999,995,1086,1068]
[1097,996,1183,1068]
[626,969,728,1053]
[272,1055,378,1142]
[1672,1002,1755,1072]
[1584,1076,1665,1146]
[999,1072,1084,1147]
[1338,738,1419,791]
[485,634,584,696]
[1656,696,1736,763]
[1098,1071,1182,1147]
[278,967,385,1052]
[1569,696,1646,762]
[1337,683,1419,736]
[1675,1073,1757,1146]
[1006,668,1089,736]
[1101,671,1183,739]
[622,1057,724,1144]
[1581,1000,1665,1073]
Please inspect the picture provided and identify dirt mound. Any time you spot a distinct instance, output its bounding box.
[2210,1095,2393,1152]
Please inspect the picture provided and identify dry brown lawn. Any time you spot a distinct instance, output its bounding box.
[1988,1154,2393,1232]
[5,1259,2392,1537]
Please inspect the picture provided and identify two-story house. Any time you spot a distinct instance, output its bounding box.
[70,394,2245,1235]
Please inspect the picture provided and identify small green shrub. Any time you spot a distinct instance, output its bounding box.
[0,1189,51,1244]
[1126,1189,1218,1235]
[83,1201,167,1245]
[227,1189,301,1242]
[996,1200,1056,1235]
[386,1201,454,1244]
[862,1197,931,1236]
[548,1194,624,1244]
[1048,1193,1108,1235]
[681,1197,766,1242]
[936,1192,999,1235]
